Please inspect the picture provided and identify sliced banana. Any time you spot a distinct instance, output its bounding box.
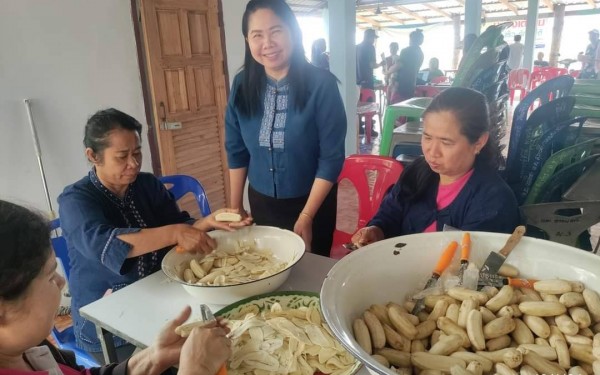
[215,212,242,222]
[174,320,210,337]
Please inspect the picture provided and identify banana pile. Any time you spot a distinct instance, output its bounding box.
[352,272,600,374]
[180,247,287,286]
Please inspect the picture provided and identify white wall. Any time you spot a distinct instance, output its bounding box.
[0,0,149,213]
[222,3,245,87]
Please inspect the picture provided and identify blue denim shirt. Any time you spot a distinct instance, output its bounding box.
[58,170,193,352]
[225,65,346,198]
[369,163,521,237]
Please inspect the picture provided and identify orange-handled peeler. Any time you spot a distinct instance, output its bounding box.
[411,241,458,314]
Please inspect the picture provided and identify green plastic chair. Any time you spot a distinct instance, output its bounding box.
[524,138,598,205]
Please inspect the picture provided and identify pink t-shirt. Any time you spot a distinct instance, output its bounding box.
[423,169,474,233]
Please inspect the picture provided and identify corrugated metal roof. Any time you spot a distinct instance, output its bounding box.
[286,0,600,27]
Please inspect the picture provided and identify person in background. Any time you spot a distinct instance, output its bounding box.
[507,35,524,70]
[383,42,400,101]
[356,28,383,90]
[386,29,424,104]
[578,29,599,79]
[351,88,520,246]
[421,57,445,84]
[311,38,329,70]
[225,0,346,256]
[58,109,251,360]
[534,51,549,67]
[0,200,231,375]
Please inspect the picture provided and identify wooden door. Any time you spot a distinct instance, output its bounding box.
[140,0,229,217]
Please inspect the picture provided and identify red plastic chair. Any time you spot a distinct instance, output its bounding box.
[414,85,441,98]
[357,88,381,144]
[430,75,449,84]
[330,155,404,259]
[569,70,580,79]
[508,68,530,105]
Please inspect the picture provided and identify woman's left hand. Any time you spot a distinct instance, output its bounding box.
[294,214,313,252]
[148,306,191,372]
[193,208,253,232]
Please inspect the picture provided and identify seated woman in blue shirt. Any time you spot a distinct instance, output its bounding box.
[58,108,250,356]
[225,0,346,256]
[0,200,231,375]
[351,87,520,246]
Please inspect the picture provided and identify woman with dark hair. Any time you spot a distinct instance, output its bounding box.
[58,108,250,358]
[351,88,520,246]
[225,0,346,256]
[0,200,231,375]
[311,38,329,70]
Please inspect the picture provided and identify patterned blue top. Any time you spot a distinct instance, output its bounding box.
[58,170,194,352]
[225,66,347,199]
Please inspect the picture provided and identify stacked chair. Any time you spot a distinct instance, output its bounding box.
[503,75,600,251]
[380,22,511,161]
[571,79,600,120]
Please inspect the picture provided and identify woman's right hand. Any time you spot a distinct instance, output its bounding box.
[351,226,384,247]
[178,325,231,375]
[174,224,217,253]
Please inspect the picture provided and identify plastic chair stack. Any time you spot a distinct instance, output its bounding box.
[50,218,101,367]
[520,139,600,250]
[159,174,211,217]
[330,155,403,259]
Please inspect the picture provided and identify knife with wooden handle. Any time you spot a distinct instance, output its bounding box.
[480,226,526,275]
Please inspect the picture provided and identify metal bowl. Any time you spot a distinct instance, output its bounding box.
[320,231,600,375]
[161,226,305,305]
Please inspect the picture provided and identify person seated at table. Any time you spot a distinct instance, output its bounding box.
[534,51,549,67]
[419,57,444,84]
[58,108,251,359]
[351,88,520,246]
[0,200,231,375]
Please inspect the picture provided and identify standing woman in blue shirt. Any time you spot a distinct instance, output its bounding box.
[58,109,250,358]
[225,0,347,256]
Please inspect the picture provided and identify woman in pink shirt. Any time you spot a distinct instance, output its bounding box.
[352,87,520,246]
[0,200,231,375]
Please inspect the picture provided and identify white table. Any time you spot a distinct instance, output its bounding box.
[80,253,369,374]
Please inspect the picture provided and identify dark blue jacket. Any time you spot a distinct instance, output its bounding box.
[225,66,346,199]
[369,164,521,237]
[58,171,193,352]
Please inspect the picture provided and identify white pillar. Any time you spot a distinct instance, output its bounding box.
[464,0,482,37]
[328,1,357,155]
[523,0,540,72]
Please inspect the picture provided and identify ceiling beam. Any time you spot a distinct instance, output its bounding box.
[377,12,406,24]
[393,5,427,23]
[424,3,453,19]
[542,0,554,11]
[454,0,465,5]
[356,15,381,28]
[498,0,519,15]
[585,0,596,8]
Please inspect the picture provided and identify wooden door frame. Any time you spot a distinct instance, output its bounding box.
[129,0,231,179]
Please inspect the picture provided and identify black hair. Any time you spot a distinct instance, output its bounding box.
[409,29,424,46]
[238,0,309,117]
[397,87,500,201]
[390,42,399,51]
[0,200,51,301]
[514,35,521,42]
[84,108,143,159]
